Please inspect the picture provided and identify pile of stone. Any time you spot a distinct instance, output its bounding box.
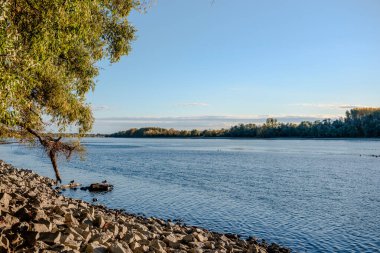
[0,160,291,253]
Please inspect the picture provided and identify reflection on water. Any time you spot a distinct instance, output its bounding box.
[1,138,380,252]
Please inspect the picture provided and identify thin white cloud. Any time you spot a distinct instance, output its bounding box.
[96,114,338,122]
[177,102,209,107]
[338,105,363,109]
[92,105,110,111]
[293,103,368,109]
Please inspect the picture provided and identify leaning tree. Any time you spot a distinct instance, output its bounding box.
[0,0,143,183]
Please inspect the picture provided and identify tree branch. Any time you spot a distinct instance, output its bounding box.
[26,127,43,145]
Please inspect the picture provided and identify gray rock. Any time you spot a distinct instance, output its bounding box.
[64,240,81,251]
[129,241,141,250]
[0,192,11,209]
[1,214,19,229]
[94,215,106,228]
[134,245,149,253]
[134,231,148,240]
[65,212,79,226]
[108,242,132,253]
[53,205,66,216]
[32,223,50,233]
[86,242,108,253]
[81,230,93,243]
[60,232,75,244]
[195,233,207,242]
[0,234,9,251]
[182,234,195,243]
[204,241,215,249]
[39,231,61,244]
[108,223,119,236]
[125,232,143,243]
[190,249,203,253]
[188,241,204,249]
[118,225,128,239]
[91,231,113,244]
[163,234,182,248]
[150,239,167,253]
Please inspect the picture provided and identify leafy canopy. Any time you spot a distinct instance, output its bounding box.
[0,0,140,135]
[0,0,146,183]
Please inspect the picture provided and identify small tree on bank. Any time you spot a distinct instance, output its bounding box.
[0,0,142,183]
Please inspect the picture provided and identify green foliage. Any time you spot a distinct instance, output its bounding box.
[0,0,139,135]
[108,108,380,138]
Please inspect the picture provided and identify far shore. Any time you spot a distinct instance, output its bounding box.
[2,136,380,143]
[102,136,380,141]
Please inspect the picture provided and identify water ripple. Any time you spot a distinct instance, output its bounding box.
[1,138,380,252]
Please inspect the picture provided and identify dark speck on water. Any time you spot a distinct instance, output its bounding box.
[1,138,380,252]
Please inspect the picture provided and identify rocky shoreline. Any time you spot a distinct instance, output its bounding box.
[0,160,291,253]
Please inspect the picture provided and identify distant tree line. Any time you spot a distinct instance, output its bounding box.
[107,108,380,138]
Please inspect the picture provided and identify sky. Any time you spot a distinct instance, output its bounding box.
[87,0,380,133]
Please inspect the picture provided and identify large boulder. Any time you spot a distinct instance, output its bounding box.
[88,183,114,192]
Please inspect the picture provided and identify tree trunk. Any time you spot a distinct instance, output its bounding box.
[49,150,62,184]
[26,127,63,184]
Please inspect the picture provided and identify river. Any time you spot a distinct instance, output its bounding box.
[1,138,379,252]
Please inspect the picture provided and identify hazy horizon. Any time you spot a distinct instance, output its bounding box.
[90,114,343,134]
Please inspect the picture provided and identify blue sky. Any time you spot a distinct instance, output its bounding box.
[88,0,380,133]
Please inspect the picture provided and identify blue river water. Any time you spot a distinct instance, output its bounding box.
[1,138,380,252]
